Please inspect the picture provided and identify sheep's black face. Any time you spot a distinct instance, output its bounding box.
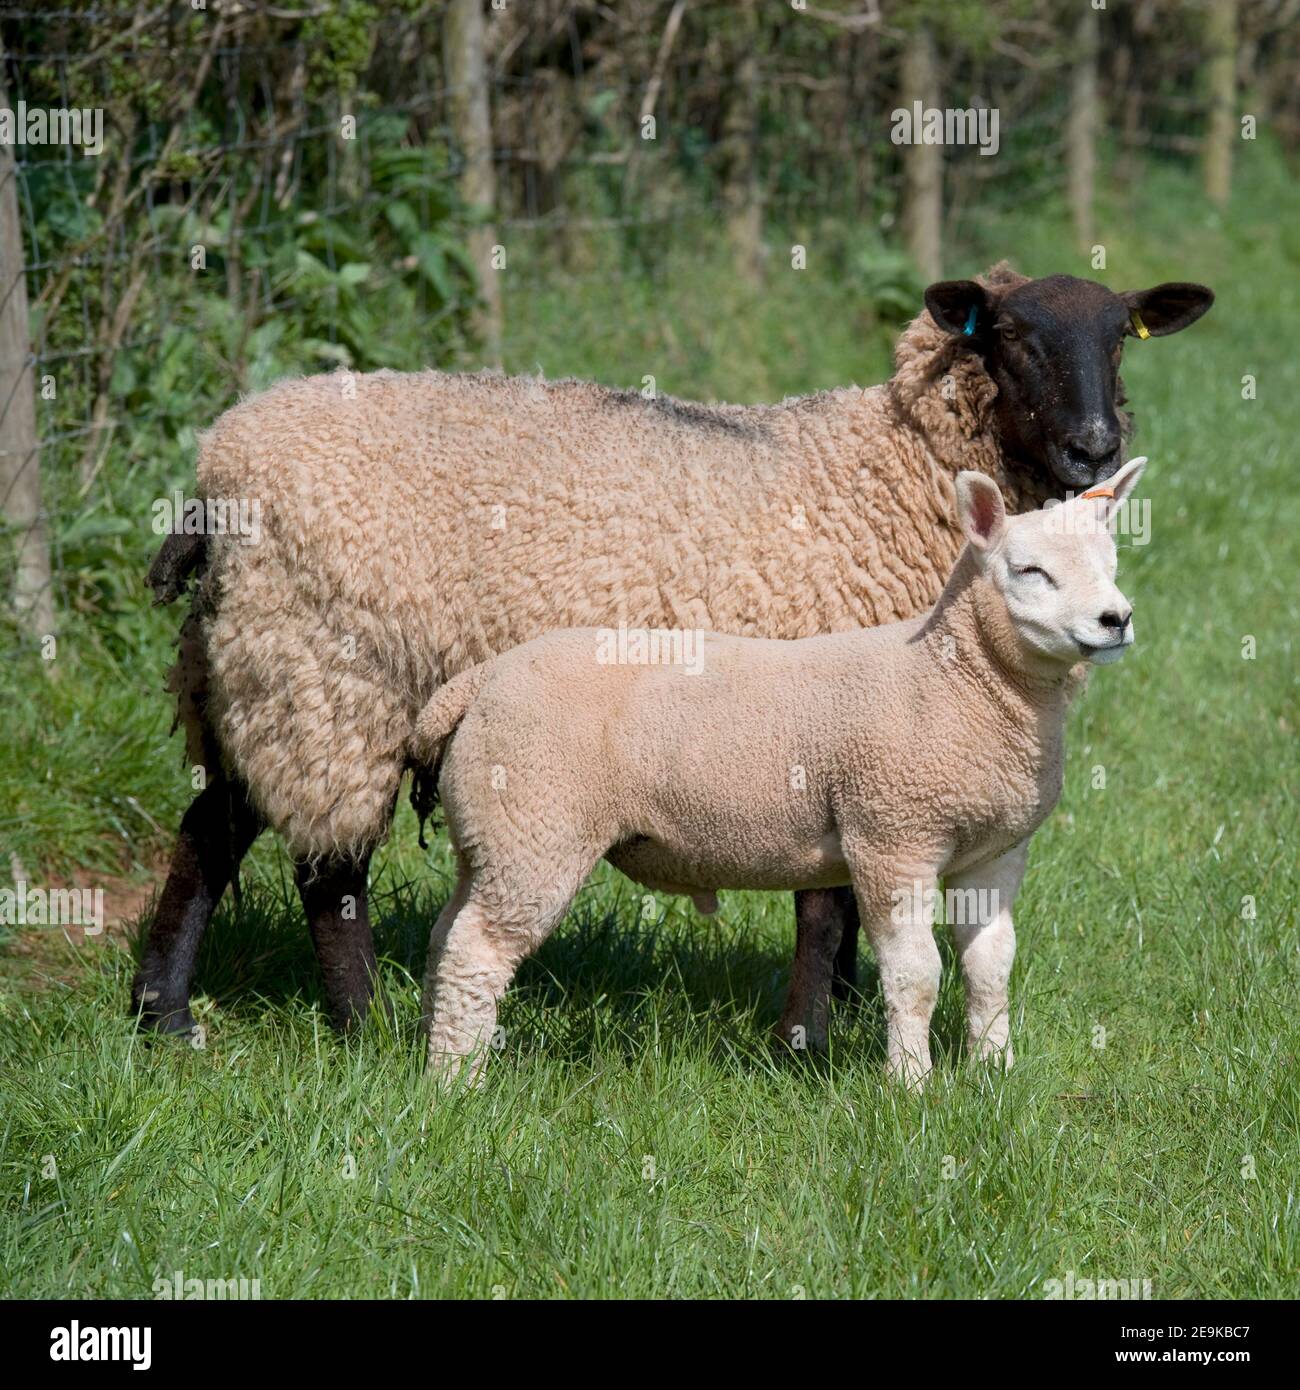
[925,273,1214,491]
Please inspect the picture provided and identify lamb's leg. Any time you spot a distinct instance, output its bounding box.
[295,851,380,1033]
[945,844,1027,1067]
[421,900,510,1083]
[131,777,263,1034]
[776,889,844,1052]
[850,857,943,1087]
[421,872,470,1002]
[422,861,590,1087]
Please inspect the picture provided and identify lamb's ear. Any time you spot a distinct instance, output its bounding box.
[1122,283,1214,338]
[1081,455,1147,520]
[925,280,991,338]
[955,471,1007,552]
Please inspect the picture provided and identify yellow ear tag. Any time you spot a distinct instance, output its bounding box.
[1130,310,1150,340]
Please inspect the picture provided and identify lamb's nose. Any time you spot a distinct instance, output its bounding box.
[1099,608,1131,633]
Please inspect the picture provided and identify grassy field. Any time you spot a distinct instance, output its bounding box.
[2,162,1297,1298]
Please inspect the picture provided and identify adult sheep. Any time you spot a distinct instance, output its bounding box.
[136,263,1213,1041]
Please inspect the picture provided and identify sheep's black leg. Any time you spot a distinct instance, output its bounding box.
[295,851,380,1033]
[776,887,849,1051]
[132,777,263,1034]
[829,885,860,1001]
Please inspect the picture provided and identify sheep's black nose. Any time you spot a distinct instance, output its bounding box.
[1064,424,1122,477]
[1099,608,1131,632]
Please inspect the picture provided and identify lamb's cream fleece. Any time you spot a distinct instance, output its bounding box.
[412,460,1146,1085]
[179,264,1057,861]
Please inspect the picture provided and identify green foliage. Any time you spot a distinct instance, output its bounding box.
[303,0,381,101]
[15,111,475,637]
[847,240,929,323]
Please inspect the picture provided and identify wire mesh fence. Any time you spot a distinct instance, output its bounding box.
[0,0,1290,641]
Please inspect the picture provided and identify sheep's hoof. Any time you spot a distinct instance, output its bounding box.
[770,1020,828,1058]
[138,1006,200,1039]
[132,985,197,1037]
[330,988,393,1036]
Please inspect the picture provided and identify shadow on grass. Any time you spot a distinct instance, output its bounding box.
[126,865,982,1070]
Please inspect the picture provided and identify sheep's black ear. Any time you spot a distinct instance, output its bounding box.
[924,280,991,338]
[1121,283,1215,337]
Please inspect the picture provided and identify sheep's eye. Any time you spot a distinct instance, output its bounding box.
[1015,564,1055,585]
[999,321,1019,341]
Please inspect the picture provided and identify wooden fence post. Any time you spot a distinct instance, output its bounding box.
[1068,5,1099,255]
[445,0,502,366]
[900,28,942,283]
[1203,0,1237,208]
[0,56,56,641]
[722,0,763,286]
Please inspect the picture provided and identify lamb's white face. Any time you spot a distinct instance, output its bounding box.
[956,457,1146,668]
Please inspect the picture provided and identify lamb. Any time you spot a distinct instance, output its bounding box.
[135,265,1212,1041]
[411,456,1148,1085]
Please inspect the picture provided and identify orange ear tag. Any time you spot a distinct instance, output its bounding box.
[1079,485,1115,501]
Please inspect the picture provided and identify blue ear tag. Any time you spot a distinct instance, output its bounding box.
[963,305,978,335]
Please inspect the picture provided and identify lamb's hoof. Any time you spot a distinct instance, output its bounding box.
[969,1040,1014,1070]
[885,1056,933,1091]
[425,1048,484,1094]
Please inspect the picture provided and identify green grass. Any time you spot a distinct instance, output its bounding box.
[2,157,1297,1297]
